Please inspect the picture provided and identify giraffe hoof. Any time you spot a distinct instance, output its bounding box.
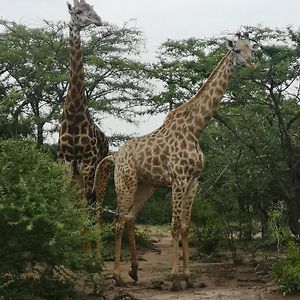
[171,278,182,291]
[128,270,138,282]
[113,274,127,287]
[185,278,194,289]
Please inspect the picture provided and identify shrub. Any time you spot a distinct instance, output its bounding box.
[268,208,293,253]
[190,197,224,255]
[272,241,300,295]
[0,139,100,299]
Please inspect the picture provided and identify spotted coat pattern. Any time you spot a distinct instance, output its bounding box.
[95,34,258,290]
[58,0,109,218]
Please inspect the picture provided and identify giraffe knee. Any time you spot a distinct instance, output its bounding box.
[171,220,181,238]
[115,218,126,235]
[181,223,190,237]
[126,216,135,228]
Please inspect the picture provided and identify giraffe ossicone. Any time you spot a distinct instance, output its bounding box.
[94,33,258,289]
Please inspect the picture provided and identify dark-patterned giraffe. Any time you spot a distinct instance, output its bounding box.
[94,33,259,289]
[58,0,109,256]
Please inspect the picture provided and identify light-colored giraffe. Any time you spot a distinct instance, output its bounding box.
[94,33,258,290]
[58,0,109,257]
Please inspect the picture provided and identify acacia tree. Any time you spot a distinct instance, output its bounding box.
[0,19,151,146]
[0,20,69,144]
[227,26,300,235]
[150,27,300,235]
[148,38,221,113]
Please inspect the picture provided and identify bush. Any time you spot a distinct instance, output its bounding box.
[137,188,172,225]
[0,139,100,299]
[272,241,300,295]
[190,197,224,255]
[100,223,153,261]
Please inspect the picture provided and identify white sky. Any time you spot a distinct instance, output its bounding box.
[2,0,300,141]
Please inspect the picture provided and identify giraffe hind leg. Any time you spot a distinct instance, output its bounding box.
[112,171,138,287]
[126,183,156,282]
[81,165,102,262]
[170,179,198,291]
[127,218,138,282]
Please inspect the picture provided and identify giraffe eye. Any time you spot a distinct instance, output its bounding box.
[77,9,83,14]
[235,49,241,54]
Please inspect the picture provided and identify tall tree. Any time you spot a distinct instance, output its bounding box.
[150,27,300,235]
[0,19,150,146]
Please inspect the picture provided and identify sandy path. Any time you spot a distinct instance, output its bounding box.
[101,230,299,300]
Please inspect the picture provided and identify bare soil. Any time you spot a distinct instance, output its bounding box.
[95,227,299,300]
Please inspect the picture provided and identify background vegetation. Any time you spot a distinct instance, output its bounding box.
[0,19,299,297]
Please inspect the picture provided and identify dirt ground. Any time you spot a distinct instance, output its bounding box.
[96,227,299,300]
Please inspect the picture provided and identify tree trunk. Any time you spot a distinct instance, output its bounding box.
[37,124,44,148]
[286,196,300,236]
[261,212,269,239]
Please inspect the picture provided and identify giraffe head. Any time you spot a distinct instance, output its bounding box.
[227,32,259,69]
[67,0,102,29]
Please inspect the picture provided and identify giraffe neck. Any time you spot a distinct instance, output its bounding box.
[167,51,236,139]
[65,21,87,113]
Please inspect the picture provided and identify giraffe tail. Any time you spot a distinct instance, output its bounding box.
[92,154,115,209]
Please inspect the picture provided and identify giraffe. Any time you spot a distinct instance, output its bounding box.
[94,33,259,290]
[58,0,109,256]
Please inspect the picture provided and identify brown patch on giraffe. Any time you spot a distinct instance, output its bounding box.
[73,127,80,135]
[215,87,223,95]
[211,80,217,87]
[71,75,79,85]
[152,156,160,166]
[180,139,187,149]
[152,145,160,156]
[70,88,77,99]
[152,166,162,174]
[81,136,90,144]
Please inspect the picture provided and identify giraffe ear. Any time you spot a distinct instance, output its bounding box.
[226,40,234,50]
[243,32,250,40]
[67,2,73,11]
[252,43,261,51]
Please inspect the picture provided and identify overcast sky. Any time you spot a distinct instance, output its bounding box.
[2,0,300,140]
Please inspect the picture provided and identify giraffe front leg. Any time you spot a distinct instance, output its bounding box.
[113,164,138,286]
[171,222,182,291]
[170,186,183,291]
[181,178,198,288]
[82,166,102,262]
[91,161,111,262]
[181,225,193,288]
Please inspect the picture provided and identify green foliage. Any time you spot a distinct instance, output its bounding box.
[268,208,293,252]
[273,242,300,295]
[0,139,100,299]
[100,223,153,261]
[191,195,224,255]
[137,188,172,225]
[150,25,300,236]
[0,19,150,145]
[148,37,223,113]
[102,174,171,225]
